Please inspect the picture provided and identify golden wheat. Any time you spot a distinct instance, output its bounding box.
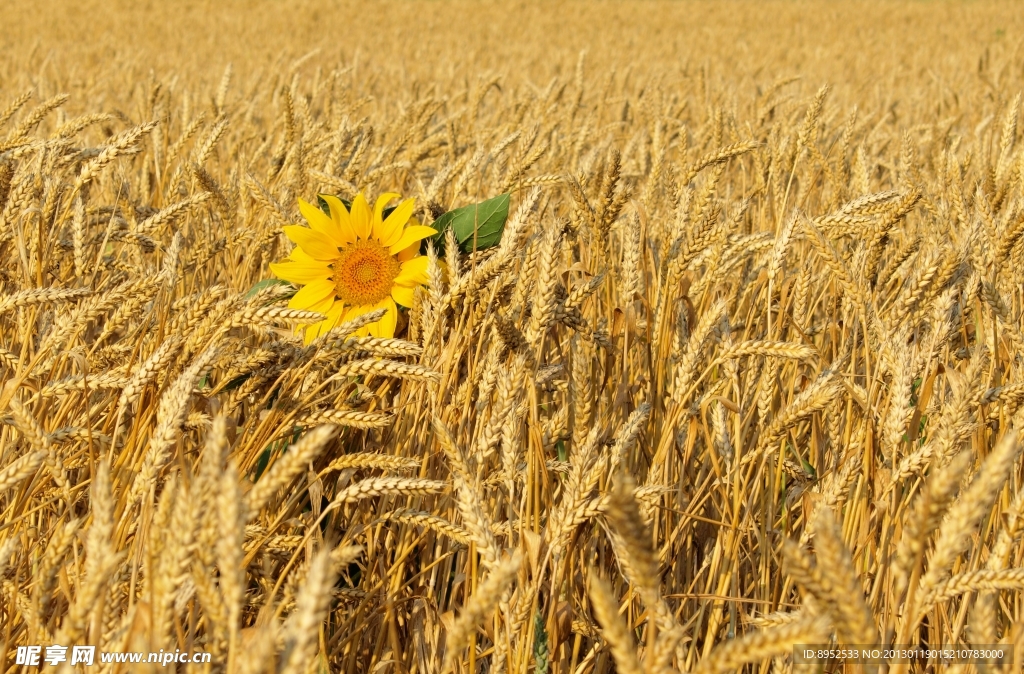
[2,2,1024,673]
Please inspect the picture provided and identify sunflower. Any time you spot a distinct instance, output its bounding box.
[270,192,436,343]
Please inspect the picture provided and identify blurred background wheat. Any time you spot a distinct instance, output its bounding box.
[2,1,1024,672]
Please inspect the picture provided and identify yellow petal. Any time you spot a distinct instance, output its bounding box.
[397,241,420,262]
[391,283,417,308]
[324,300,347,328]
[299,298,339,345]
[350,193,372,240]
[289,247,322,265]
[366,297,397,338]
[342,305,376,338]
[320,194,358,245]
[342,303,376,325]
[306,292,337,315]
[394,255,430,286]
[388,225,438,255]
[298,198,346,246]
[382,297,399,338]
[376,197,415,247]
[282,226,339,261]
[288,279,335,310]
[372,192,401,227]
[270,259,331,285]
[304,300,347,343]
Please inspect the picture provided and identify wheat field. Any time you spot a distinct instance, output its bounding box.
[2,1,1024,672]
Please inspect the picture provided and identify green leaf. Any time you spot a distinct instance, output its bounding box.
[432,193,510,253]
[254,445,273,481]
[222,373,251,392]
[533,611,549,674]
[245,278,295,301]
[785,442,817,479]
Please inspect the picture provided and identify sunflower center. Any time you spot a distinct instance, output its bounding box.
[332,239,401,306]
